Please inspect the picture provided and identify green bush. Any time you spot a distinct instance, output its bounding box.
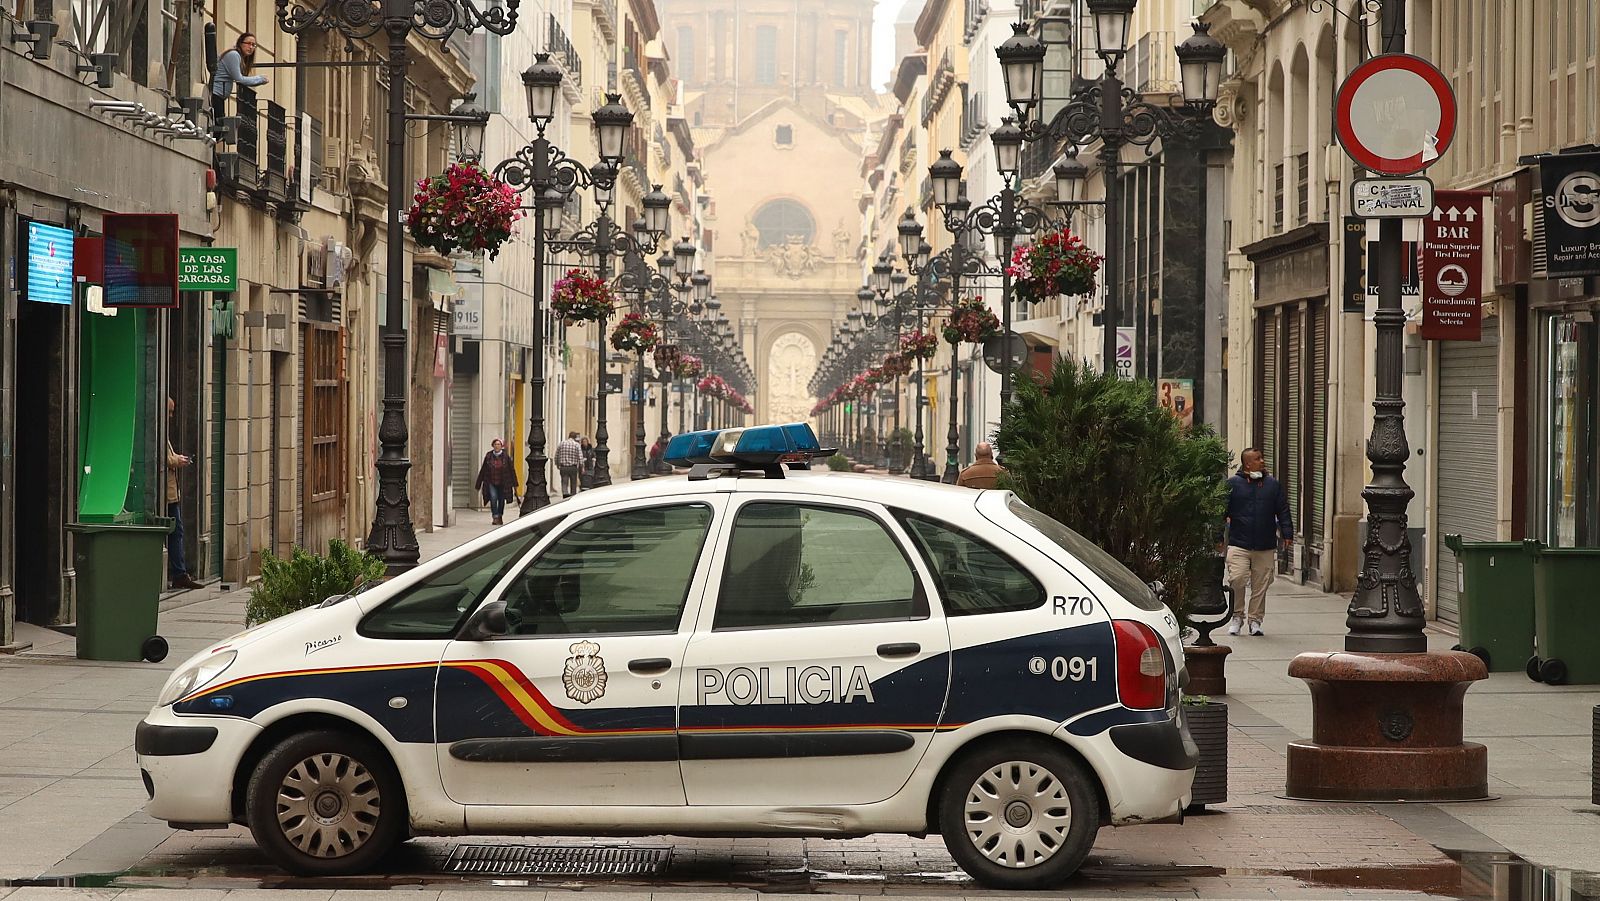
[826,453,851,472]
[246,539,388,626]
[994,360,1230,622]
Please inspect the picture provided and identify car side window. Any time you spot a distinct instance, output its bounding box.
[714,502,926,630]
[898,513,1046,616]
[498,503,713,636]
[360,521,558,639]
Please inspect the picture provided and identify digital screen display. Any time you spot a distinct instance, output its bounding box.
[24,220,75,305]
[104,213,180,307]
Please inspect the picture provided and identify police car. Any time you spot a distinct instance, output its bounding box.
[136,423,1196,889]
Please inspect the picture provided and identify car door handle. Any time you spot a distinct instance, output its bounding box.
[876,642,920,658]
[628,658,673,675]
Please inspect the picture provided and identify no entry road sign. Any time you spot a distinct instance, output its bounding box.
[1335,53,1456,176]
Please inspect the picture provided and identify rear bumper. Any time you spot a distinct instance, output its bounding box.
[1109,715,1199,770]
[1059,713,1195,825]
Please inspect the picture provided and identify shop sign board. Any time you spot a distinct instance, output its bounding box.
[104,213,180,307]
[178,248,237,291]
[1539,151,1600,277]
[1420,190,1487,341]
[453,294,484,338]
[22,220,75,305]
[1157,378,1195,429]
[1334,54,1456,176]
[1115,327,1135,381]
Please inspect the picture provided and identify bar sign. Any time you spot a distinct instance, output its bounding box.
[178,248,238,291]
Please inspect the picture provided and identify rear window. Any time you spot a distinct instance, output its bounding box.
[1005,497,1162,611]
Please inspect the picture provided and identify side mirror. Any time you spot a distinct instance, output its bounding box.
[317,593,350,609]
[461,600,510,641]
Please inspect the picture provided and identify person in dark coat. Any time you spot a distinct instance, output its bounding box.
[474,438,519,525]
[1223,447,1293,636]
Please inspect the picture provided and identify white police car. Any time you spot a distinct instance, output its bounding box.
[136,423,1195,889]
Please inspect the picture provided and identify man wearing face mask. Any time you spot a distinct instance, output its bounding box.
[1223,447,1292,636]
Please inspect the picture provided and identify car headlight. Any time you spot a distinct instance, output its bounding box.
[157,650,237,707]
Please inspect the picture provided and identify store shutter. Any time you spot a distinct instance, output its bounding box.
[1283,307,1303,574]
[1434,317,1501,624]
[450,375,476,505]
[1307,304,1329,582]
[1257,312,1279,479]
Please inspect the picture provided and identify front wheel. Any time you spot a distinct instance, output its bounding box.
[245,730,406,876]
[938,743,1101,889]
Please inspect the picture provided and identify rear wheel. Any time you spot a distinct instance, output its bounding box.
[1527,655,1544,682]
[1541,658,1569,686]
[938,743,1100,889]
[245,729,406,876]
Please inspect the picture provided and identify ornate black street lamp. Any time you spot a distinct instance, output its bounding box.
[275,0,511,574]
[492,62,641,508]
[548,166,671,487]
[993,5,1225,372]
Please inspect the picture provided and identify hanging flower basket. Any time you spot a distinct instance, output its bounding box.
[1007,227,1103,304]
[698,375,728,398]
[900,329,939,361]
[880,353,912,377]
[610,312,660,353]
[676,354,704,379]
[551,269,618,323]
[406,162,522,260]
[943,296,1002,345]
[653,343,682,374]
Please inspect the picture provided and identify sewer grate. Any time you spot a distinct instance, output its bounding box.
[1240,804,1377,815]
[444,844,672,877]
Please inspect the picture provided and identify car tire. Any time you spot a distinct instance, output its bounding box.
[245,729,406,876]
[938,742,1101,890]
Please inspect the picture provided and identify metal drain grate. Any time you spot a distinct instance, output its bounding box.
[445,844,672,877]
[1240,804,1376,815]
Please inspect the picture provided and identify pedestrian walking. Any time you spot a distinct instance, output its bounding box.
[648,432,671,473]
[555,432,584,498]
[165,398,203,591]
[1223,447,1293,636]
[210,32,268,123]
[473,438,519,525]
[579,435,596,489]
[957,442,1006,489]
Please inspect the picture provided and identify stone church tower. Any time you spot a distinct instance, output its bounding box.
[660,0,883,423]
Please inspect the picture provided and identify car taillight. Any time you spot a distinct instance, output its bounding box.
[1112,620,1168,710]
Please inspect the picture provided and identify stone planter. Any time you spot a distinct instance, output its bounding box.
[1185,700,1228,810]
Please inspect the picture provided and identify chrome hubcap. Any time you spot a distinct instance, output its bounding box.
[964,760,1072,869]
[276,752,382,858]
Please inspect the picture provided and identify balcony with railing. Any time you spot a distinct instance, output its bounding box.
[654,124,672,167]
[960,87,986,149]
[593,0,618,41]
[920,49,955,125]
[963,0,987,44]
[1128,30,1179,95]
[1020,130,1057,182]
[1273,162,1285,232]
[547,14,582,89]
[622,44,650,111]
[1295,151,1310,225]
[216,85,261,194]
[264,101,289,204]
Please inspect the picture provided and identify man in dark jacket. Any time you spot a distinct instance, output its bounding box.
[1224,448,1293,636]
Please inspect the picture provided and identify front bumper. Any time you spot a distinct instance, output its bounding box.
[137,707,261,826]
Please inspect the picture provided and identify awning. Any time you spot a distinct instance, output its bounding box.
[427,268,459,312]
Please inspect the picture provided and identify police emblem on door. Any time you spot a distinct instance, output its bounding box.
[562,640,608,704]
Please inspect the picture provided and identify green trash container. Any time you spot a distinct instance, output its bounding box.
[1443,535,1537,673]
[68,515,173,663]
[1528,543,1600,686]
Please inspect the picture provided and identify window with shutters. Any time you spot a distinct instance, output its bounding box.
[303,323,345,502]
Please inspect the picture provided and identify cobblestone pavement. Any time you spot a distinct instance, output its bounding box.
[3,507,1599,900]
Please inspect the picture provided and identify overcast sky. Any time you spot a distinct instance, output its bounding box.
[871,0,910,92]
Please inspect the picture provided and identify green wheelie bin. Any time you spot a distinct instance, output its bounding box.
[1527,543,1600,685]
[1443,535,1537,673]
[68,515,172,663]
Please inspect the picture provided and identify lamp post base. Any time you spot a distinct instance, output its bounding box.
[1285,651,1489,802]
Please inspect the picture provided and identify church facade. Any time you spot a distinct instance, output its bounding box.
[660,0,883,422]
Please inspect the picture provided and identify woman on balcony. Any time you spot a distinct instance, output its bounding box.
[210,32,268,124]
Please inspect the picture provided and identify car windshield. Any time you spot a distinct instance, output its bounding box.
[1005,497,1163,612]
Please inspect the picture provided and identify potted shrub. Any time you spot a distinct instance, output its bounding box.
[993,360,1231,626]
[1183,694,1228,810]
[406,162,522,259]
[246,539,387,626]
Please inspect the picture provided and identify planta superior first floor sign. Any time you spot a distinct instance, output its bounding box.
[1420,191,1486,341]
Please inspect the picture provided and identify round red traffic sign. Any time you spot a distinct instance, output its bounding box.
[1334,53,1456,176]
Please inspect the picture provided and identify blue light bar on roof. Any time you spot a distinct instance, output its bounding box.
[663,423,825,470]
